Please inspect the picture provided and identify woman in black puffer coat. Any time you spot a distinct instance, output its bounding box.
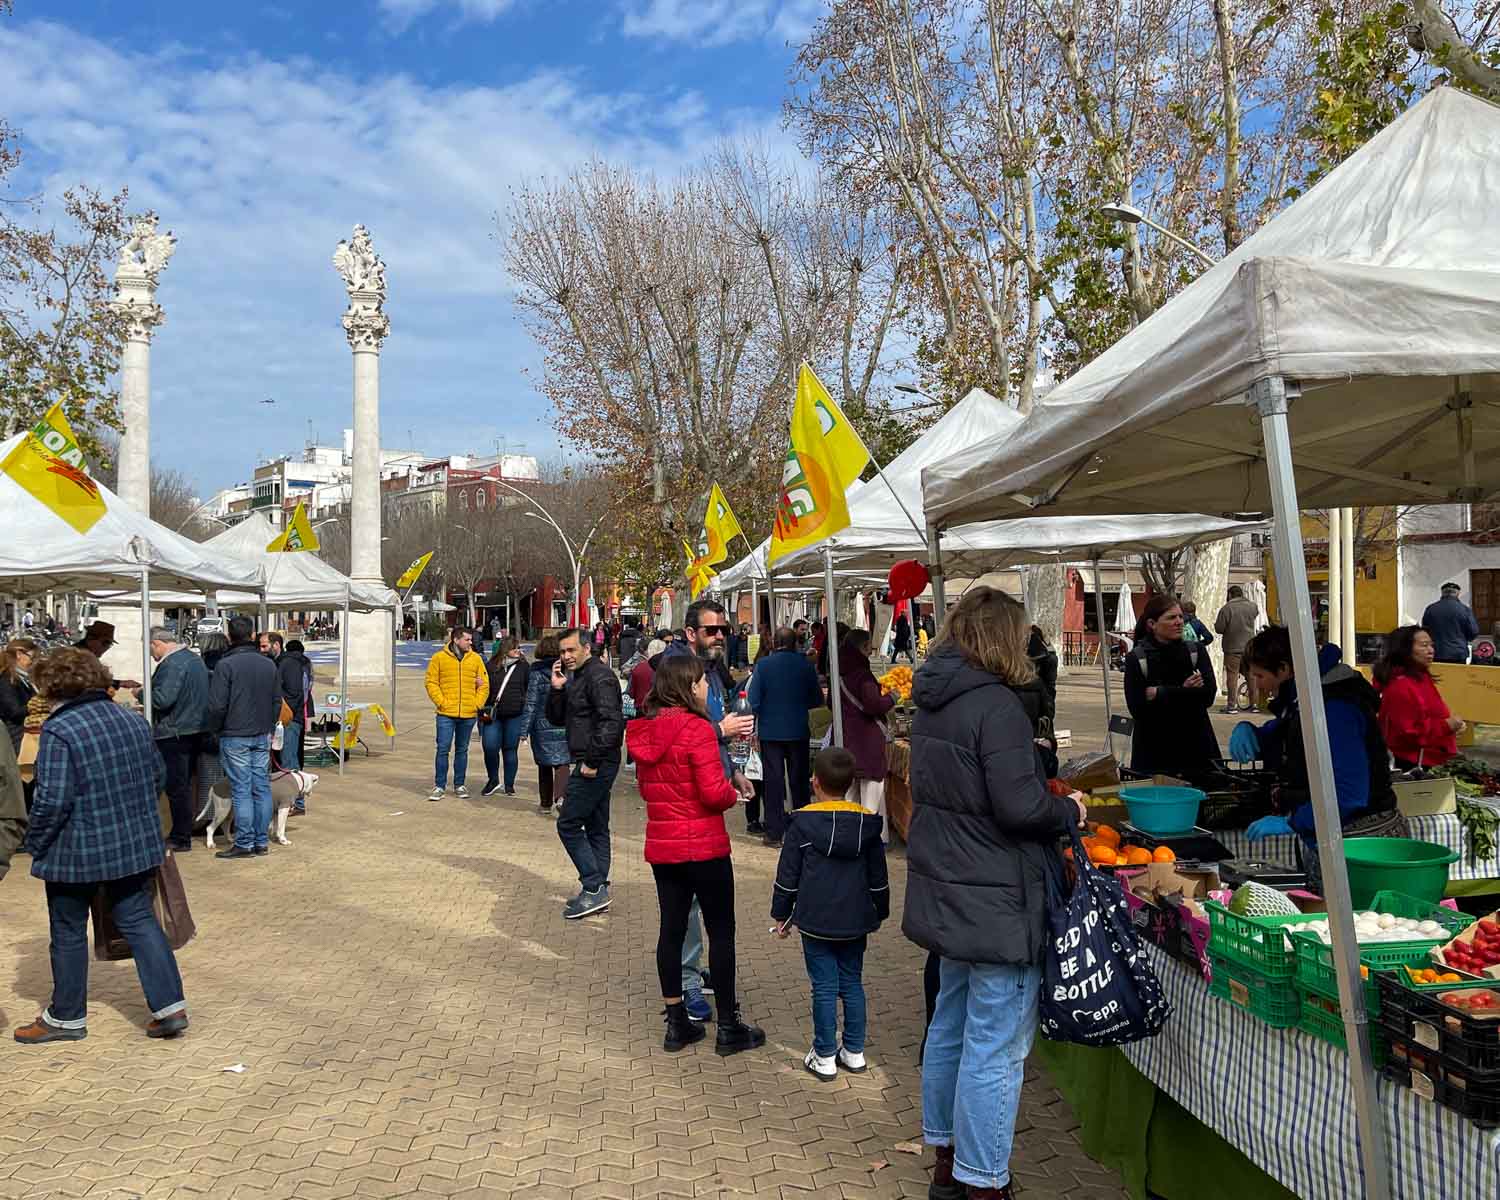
[904,587,1084,1200]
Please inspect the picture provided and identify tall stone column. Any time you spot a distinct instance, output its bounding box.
[333,225,393,688]
[103,216,176,683]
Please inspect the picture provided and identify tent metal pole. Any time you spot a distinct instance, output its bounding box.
[140,566,153,723]
[1341,507,1357,663]
[339,584,350,779]
[926,523,946,623]
[1091,555,1114,758]
[388,608,396,749]
[824,545,843,747]
[1254,376,1390,1200]
[1327,508,1342,653]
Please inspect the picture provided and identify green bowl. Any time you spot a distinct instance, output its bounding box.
[1341,838,1459,908]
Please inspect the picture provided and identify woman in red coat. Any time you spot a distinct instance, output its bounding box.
[626,654,766,1056]
[1374,625,1465,769]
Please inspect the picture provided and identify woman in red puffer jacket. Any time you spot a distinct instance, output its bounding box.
[626,654,765,1056]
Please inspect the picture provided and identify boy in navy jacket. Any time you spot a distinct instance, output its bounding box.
[771,747,890,1080]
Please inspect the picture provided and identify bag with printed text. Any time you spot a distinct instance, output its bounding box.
[1039,829,1172,1046]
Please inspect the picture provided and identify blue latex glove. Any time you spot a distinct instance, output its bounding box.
[1228,721,1261,764]
[1246,815,1294,841]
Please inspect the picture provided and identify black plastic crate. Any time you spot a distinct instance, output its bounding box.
[1376,975,1500,1072]
[1384,1038,1500,1129]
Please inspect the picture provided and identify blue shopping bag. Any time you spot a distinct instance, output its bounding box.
[1038,830,1173,1046]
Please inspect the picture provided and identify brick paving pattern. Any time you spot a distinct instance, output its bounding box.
[0,670,1131,1199]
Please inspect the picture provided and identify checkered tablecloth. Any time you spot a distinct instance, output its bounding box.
[1121,945,1500,1200]
[1216,802,1500,883]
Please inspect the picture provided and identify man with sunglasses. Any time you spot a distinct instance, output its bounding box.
[660,600,755,1024]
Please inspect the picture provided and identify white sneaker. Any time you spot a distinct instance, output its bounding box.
[428,787,445,802]
[837,1046,868,1073]
[803,1049,837,1082]
[455,785,470,799]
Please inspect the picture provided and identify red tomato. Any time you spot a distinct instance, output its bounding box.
[1477,918,1499,936]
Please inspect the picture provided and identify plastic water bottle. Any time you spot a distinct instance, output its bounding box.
[729,688,754,768]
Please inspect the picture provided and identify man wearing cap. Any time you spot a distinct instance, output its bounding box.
[73,621,140,691]
[1423,583,1480,664]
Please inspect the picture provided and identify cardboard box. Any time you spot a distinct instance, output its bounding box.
[1393,774,1457,817]
[1428,911,1500,980]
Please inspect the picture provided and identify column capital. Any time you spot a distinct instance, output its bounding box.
[342,304,390,351]
[112,214,175,341]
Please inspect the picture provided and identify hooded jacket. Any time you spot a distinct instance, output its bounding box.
[839,647,894,780]
[1260,645,1396,838]
[425,643,488,719]
[626,707,738,864]
[771,799,889,939]
[901,644,1075,967]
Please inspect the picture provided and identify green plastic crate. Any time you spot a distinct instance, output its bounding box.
[1204,900,1309,982]
[1208,952,1301,1028]
[1292,892,1474,1015]
[1298,993,1389,1066]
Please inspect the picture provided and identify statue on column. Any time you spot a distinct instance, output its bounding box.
[333,224,390,349]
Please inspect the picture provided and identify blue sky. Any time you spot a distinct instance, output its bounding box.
[1,0,820,493]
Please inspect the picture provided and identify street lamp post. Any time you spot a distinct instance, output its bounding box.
[1097,201,1218,268]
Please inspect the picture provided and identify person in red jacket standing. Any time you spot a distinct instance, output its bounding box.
[1374,625,1464,769]
[626,654,767,1057]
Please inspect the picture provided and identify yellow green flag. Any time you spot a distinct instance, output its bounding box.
[768,364,870,565]
[683,483,744,600]
[266,501,320,553]
[396,550,434,590]
[0,403,108,535]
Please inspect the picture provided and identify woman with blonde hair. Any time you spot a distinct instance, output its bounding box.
[904,587,1085,1200]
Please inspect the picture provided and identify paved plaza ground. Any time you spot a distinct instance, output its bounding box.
[0,662,1187,1200]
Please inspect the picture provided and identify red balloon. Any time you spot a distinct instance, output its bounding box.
[887,559,931,604]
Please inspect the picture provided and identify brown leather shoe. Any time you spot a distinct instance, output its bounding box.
[14,1018,86,1044]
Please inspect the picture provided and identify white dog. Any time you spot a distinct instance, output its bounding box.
[199,769,319,849]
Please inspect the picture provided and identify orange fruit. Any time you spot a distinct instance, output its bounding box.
[1113,853,1128,866]
[1152,846,1177,863]
[1095,825,1121,849]
[1124,847,1153,866]
[1088,844,1117,866]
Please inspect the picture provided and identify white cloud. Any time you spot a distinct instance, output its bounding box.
[376,0,518,33]
[0,19,778,492]
[618,0,822,48]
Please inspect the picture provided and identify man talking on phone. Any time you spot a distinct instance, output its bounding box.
[547,627,625,919]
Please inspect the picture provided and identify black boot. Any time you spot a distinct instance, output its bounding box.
[663,1003,705,1053]
[714,1007,766,1056]
[965,1186,1014,1199]
[929,1145,964,1200]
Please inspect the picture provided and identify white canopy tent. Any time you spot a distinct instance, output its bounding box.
[917,86,1500,1200]
[0,432,266,717]
[92,512,403,773]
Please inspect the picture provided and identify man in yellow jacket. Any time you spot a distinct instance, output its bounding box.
[424,627,488,801]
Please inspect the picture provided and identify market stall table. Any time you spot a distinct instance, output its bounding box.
[1043,943,1499,1200]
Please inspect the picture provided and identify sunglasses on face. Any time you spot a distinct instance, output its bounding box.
[695,624,727,636]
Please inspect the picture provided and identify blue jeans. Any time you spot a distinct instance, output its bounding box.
[220,733,273,852]
[43,872,187,1027]
[681,900,704,993]
[434,715,476,788]
[802,934,867,1056]
[557,757,618,892]
[280,721,303,772]
[922,958,1041,1189]
[481,715,525,790]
